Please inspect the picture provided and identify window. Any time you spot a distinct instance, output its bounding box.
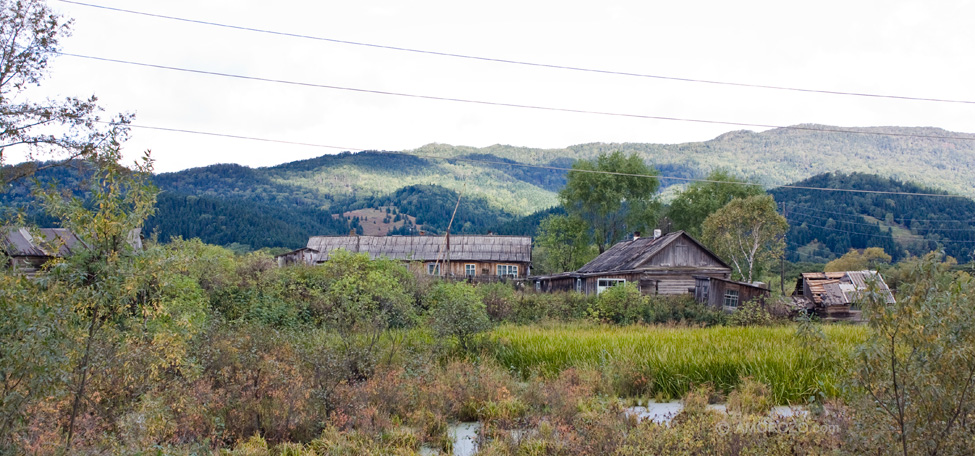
[465,264,476,276]
[724,289,739,308]
[497,264,518,277]
[427,263,440,275]
[597,278,626,294]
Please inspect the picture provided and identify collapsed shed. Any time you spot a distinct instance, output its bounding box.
[792,270,894,321]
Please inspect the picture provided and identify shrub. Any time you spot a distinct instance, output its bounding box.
[592,283,644,324]
[728,299,773,326]
[428,282,491,351]
[478,281,516,321]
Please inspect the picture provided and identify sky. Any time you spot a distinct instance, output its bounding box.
[19,0,975,172]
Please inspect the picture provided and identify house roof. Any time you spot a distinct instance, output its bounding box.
[798,270,894,306]
[304,235,532,263]
[577,230,729,274]
[2,228,87,258]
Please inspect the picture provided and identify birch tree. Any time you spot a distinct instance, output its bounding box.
[701,194,787,283]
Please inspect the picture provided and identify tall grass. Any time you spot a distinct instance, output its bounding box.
[490,322,867,404]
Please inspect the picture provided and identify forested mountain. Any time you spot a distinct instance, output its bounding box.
[414,125,975,198]
[6,125,975,252]
[770,173,975,262]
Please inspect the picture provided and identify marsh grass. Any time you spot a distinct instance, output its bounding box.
[490,322,866,404]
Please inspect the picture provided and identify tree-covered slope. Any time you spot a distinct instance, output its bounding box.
[770,172,975,262]
[413,125,975,198]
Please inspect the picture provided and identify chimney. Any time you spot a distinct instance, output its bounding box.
[633,231,641,241]
[419,230,425,236]
[653,229,662,239]
[488,231,494,236]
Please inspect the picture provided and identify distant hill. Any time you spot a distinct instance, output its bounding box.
[6,125,975,252]
[770,172,975,262]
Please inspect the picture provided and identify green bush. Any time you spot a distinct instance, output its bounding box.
[592,283,644,324]
[728,299,773,326]
[428,282,491,351]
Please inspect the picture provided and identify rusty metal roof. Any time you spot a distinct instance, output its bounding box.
[2,228,87,258]
[305,235,532,263]
[577,231,729,274]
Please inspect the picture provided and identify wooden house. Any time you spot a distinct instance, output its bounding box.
[277,234,532,279]
[533,231,733,296]
[2,227,87,274]
[693,276,770,310]
[792,270,894,321]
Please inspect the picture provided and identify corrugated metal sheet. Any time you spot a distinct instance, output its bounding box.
[304,235,532,263]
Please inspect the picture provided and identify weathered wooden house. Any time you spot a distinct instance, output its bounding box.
[277,234,532,279]
[792,270,894,321]
[533,231,738,296]
[2,227,86,273]
[693,275,770,310]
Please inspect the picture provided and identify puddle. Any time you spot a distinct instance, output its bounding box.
[419,422,481,456]
[624,401,805,425]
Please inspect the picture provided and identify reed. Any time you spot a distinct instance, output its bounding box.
[490,322,867,404]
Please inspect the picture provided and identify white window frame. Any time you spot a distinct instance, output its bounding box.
[465,264,476,276]
[724,289,739,308]
[427,263,440,275]
[596,278,626,295]
[497,264,518,277]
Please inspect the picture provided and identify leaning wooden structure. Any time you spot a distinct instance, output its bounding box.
[791,270,894,322]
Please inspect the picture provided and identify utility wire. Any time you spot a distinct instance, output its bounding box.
[65,53,975,144]
[792,204,975,224]
[787,211,975,232]
[119,122,974,199]
[56,0,975,106]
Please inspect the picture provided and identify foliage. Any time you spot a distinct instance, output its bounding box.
[427,281,491,352]
[592,282,645,324]
[702,194,789,283]
[848,252,975,455]
[668,169,765,237]
[0,0,122,188]
[823,246,892,272]
[558,151,661,253]
[533,214,596,274]
[727,299,774,326]
[0,273,71,451]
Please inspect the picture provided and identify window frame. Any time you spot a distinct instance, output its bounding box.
[496,264,518,277]
[465,264,476,276]
[724,289,740,308]
[427,263,440,275]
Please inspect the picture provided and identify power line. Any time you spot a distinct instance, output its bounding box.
[789,204,975,225]
[119,122,973,199]
[56,0,975,106]
[784,217,975,243]
[64,53,975,145]
[787,211,975,232]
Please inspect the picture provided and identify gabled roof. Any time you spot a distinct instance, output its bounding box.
[2,228,87,258]
[305,235,532,263]
[797,270,894,306]
[577,230,729,273]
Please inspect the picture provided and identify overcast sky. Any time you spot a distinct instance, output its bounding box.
[22,0,975,172]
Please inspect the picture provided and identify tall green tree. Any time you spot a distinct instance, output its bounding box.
[558,151,660,253]
[701,194,788,283]
[533,214,596,274]
[0,0,125,188]
[668,170,765,237]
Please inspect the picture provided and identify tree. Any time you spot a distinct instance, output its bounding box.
[823,247,892,272]
[558,151,660,253]
[533,214,595,274]
[428,281,491,352]
[701,194,788,283]
[0,0,123,188]
[849,252,975,455]
[668,170,764,237]
[35,133,157,450]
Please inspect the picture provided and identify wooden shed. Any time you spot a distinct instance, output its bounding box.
[533,231,732,296]
[792,270,893,321]
[276,234,532,279]
[693,276,770,310]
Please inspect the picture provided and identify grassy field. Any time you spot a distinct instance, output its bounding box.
[490,322,868,404]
